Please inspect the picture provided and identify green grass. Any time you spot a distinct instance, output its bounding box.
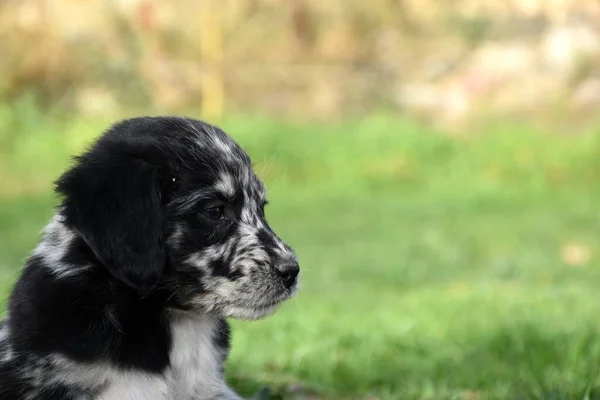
[1,113,600,399]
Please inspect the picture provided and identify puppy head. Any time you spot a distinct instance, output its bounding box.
[56,116,299,320]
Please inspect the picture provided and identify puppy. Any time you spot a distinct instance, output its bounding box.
[0,116,299,399]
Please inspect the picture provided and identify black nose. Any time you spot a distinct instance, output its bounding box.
[277,261,299,289]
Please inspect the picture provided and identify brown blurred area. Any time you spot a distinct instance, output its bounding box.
[1,0,600,125]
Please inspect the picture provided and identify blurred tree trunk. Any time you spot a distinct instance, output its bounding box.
[200,0,224,121]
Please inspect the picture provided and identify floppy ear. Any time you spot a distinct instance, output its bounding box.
[56,147,166,294]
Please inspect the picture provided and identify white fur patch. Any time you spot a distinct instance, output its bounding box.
[212,135,234,160]
[0,323,14,363]
[49,355,167,399]
[34,216,89,278]
[167,312,225,399]
[98,371,170,400]
[215,173,236,197]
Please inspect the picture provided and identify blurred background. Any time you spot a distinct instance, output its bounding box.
[1,1,600,399]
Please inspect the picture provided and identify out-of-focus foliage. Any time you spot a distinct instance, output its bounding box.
[2,116,600,399]
[1,0,600,125]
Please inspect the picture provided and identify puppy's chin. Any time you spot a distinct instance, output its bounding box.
[222,302,283,321]
[190,277,300,320]
[225,282,300,321]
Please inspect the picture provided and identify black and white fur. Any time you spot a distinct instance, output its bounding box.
[0,117,300,399]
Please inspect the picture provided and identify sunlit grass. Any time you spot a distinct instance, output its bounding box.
[1,113,600,398]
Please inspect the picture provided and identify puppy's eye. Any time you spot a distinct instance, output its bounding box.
[203,206,225,221]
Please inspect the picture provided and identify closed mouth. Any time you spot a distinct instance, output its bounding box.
[248,297,286,311]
